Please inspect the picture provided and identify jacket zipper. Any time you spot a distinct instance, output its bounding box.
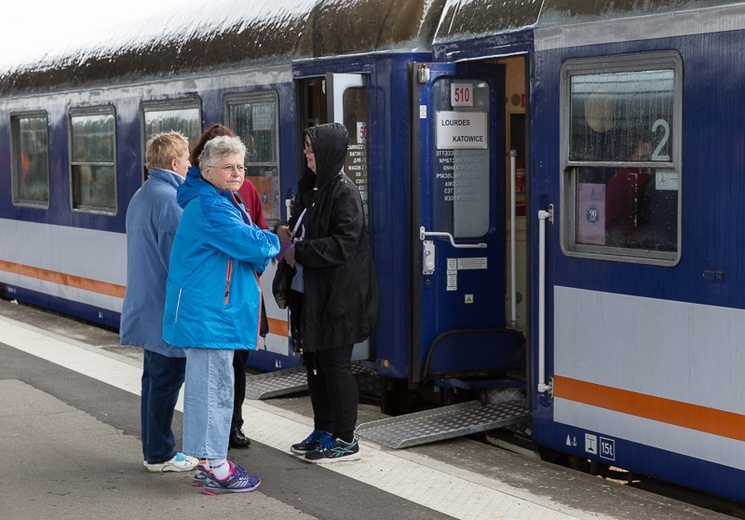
[175,288,183,322]
[224,259,233,305]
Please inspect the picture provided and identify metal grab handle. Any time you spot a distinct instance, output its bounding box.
[419,226,487,249]
[537,205,554,395]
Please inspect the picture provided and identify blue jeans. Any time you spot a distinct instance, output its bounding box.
[141,350,186,464]
[182,348,235,459]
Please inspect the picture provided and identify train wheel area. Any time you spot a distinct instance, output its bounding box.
[0,298,743,520]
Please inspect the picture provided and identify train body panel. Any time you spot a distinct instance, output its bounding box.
[2,0,745,504]
[529,3,745,502]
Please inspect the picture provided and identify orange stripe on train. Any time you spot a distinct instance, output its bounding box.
[554,375,745,442]
[0,260,126,298]
[0,260,290,337]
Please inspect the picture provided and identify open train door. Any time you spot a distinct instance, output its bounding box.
[410,62,524,386]
[325,72,372,362]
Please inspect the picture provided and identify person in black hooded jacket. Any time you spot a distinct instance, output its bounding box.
[283,122,378,463]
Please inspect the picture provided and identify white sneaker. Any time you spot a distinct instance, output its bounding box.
[144,452,198,473]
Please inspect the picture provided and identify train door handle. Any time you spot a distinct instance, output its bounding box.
[419,226,487,249]
[423,240,435,275]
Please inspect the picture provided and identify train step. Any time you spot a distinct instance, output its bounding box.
[245,364,377,400]
[355,400,529,449]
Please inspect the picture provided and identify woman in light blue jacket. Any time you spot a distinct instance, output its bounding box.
[163,135,279,494]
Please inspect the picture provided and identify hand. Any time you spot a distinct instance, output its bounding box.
[275,224,291,243]
[285,244,296,268]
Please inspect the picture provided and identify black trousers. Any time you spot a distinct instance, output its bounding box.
[303,345,358,442]
[232,349,248,430]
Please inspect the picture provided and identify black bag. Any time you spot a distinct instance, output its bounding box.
[272,259,294,309]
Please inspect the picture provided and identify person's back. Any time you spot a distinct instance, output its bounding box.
[120,173,183,349]
[120,131,198,474]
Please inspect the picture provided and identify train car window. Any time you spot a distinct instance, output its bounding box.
[433,78,491,238]
[560,52,682,264]
[70,108,117,214]
[226,92,279,224]
[11,113,50,208]
[141,100,201,182]
[143,104,201,144]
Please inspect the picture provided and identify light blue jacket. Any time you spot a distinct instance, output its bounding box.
[162,166,279,350]
[120,168,185,357]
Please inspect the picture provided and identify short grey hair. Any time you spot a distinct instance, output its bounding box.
[198,135,247,171]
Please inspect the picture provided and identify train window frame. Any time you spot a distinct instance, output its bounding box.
[559,51,682,265]
[225,91,280,226]
[69,106,118,215]
[10,112,50,209]
[141,98,202,181]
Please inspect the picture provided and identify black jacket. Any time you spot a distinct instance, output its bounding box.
[294,123,378,352]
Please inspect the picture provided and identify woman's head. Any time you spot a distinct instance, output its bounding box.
[190,123,236,166]
[145,132,190,176]
[199,135,247,192]
[303,123,348,182]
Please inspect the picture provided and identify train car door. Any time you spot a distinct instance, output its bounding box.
[411,63,523,384]
[324,72,371,361]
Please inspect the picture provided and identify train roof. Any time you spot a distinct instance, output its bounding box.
[1,0,743,96]
[434,0,745,43]
[0,0,445,96]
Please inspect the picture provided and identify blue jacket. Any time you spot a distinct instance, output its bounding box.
[120,168,185,357]
[163,165,279,350]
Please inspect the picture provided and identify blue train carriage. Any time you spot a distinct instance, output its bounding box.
[526,0,745,504]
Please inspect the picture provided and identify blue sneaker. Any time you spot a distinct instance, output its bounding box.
[290,429,332,456]
[192,464,210,487]
[304,437,360,463]
[203,462,261,495]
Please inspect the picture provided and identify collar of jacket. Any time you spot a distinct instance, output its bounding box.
[147,167,185,188]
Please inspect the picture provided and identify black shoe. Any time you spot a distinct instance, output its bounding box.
[230,427,251,449]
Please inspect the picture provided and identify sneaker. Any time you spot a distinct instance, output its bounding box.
[290,429,332,456]
[304,437,360,464]
[144,452,199,473]
[203,462,261,495]
[192,464,210,487]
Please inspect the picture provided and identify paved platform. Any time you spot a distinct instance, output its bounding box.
[0,299,741,520]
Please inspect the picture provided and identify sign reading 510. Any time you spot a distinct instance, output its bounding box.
[451,83,474,107]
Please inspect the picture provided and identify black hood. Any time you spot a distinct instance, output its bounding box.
[305,123,348,189]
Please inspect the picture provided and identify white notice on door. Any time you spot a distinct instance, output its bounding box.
[436,111,487,150]
[457,257,487,270]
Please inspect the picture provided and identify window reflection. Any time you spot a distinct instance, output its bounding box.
[144,107,201,144]
[71,110,116,213]
[12,114,49,206]
[227,94,280,223]
[567,64,679,256]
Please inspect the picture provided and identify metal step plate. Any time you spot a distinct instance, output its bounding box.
[356,400,529,449]
[245,364,376,400]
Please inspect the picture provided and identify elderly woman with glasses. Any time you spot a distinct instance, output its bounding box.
[163,135,279,494]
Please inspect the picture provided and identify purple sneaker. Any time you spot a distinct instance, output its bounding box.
[203,462,261,495]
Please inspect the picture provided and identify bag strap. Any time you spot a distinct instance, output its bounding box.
[292,208,307,236]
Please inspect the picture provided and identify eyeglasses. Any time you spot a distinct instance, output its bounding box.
[209,164,245,174]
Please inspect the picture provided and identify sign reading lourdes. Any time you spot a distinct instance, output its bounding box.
[436,111,488,150]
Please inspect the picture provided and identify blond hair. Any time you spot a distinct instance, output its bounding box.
[145,132,189,170]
